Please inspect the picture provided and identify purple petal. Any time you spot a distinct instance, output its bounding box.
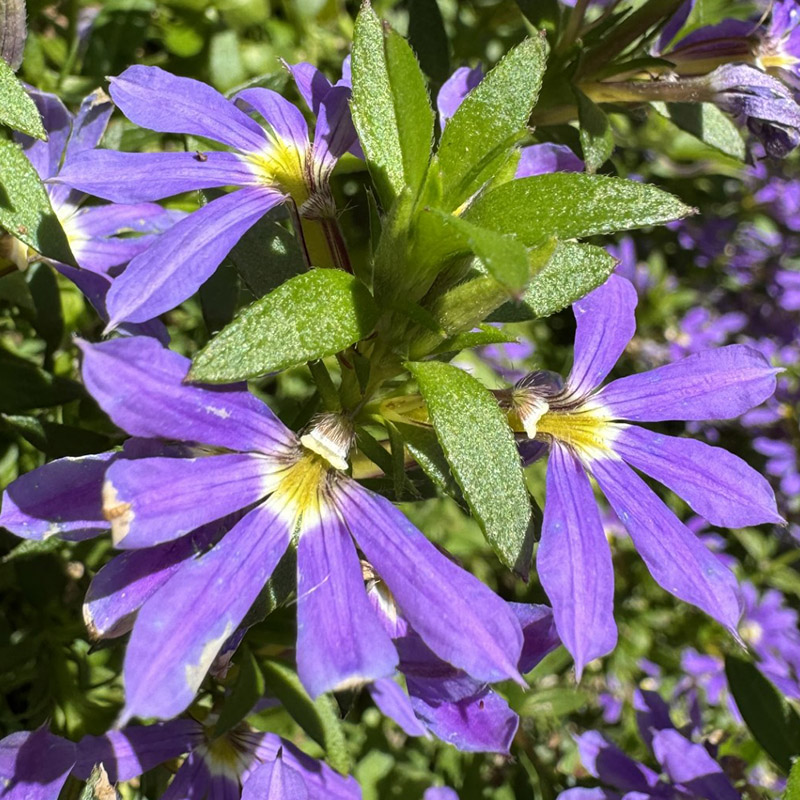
[409,686,518,753]
[568,275,638,399]
[596,345,779,421]
[70,236,153,275]
[0,729,76,800]
[335,481,523,686]
[120,500,291,723]
[437,65,484,126]
[13,90,70,181]
[539,444,617,677]
[242,756,309,800]
[234,88,309,151]
[64,89,113,161]
[633,688,673,751]
[68,202,175,239]
[591,457,742,633]
[109,65,267,153]
[651,729,739,800]
[0,452,114,541]
[368,679,428,737]
[105,186,284,326]
[515,143,584,178]
[555,791,617,800]
[575,731,660,792]
[296,509,398,697]
[73,720,202,782]
[424,788,460,800]
[613,426,783,527]
[313,85,358,174]
[79,337,294,453]
[160,753,211,800]
[656,0,694,51]
[84,519,227,638]
[56,150,258,203]
[286,62,333,116]
[510,603,561,673]
[102,453,277,548]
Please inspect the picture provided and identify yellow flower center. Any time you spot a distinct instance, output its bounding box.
[247,137,309,206]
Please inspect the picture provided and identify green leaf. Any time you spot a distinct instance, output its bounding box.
[1,414,114,457]
[786,758,800,800]
[213,645,265,736]
[437,36,547,211]
[576,88,614,173]
[0,139,76,265]
[430,324,517,356]
[188,270,379,383]
[0,56,45,138]
[407,361,534,575]
[725,654,800,774]
[351,3,434,207]
[491,242,618,321]
[2,536,63,563]
[0,349,84,412]
[465,173,693,245]
[652,101,746,161]
[428,209,530,291]
[407,0,450,83]
[260,658,350,773]
[391,419,458,496]
[226,209,305,299]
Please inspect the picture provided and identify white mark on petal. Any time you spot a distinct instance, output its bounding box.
[102,480,134,546]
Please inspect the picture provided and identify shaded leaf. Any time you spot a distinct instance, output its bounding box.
[0,55,44,137]
[0,349,84,412]
[407,0,450,83]
[214,645,265,736]
[576,88,614,173]
[652,101,746,161]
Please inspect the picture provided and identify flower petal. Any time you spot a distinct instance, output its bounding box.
[102,453,278,548]
[515,143,584,178]
[120,500,291,723]
[591,457,742,633]
[105,186,284,326]
[241,757,309,800]
[68,202,176,239]
[56,150,258,203]
[539,444,617,677]
[13,90,70,180]
[64,89,113,160]
[335,482,523,686]
[409,685,518,753]
[0,453,114,541]
[286,61,332,116]
[596,345,779,421]
[296,508,398,698]
[79,337,294,453]
[109,65,268,152]
[613,426,783,527]
[84,520,227,638]
[651,729,739,800]
[510,603,561,673]
[568,274,637,398]
[235,88,309,152]
[313,85,358,175]
[0,729,76,800]
[437,65,484,126]
[575,731,660,792]
[368,679,428,737]
[73,720,203,782]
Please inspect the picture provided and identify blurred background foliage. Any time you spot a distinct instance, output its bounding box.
[2,0,800,797]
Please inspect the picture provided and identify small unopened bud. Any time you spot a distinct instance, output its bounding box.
[300,413,355,470]
[1,0,27,72]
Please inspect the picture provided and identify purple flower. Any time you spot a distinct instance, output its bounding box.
[7,88,176,341]
[56,63,357,327]
[437,64,484,127]
[706,63,800,157]
[424,789,459,800]
[365,578,560,752]
[1,336,525,724]
[667,307,747,360]
[1,721,359,800]
[560,690,739,800]
[505,275,781,675]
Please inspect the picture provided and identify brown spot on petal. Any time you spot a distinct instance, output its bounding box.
[102,480,134,546]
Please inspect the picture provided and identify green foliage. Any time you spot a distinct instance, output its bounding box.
[437,36,547,211]
[652,102,747,160]
[0,139,75,265]
[351,2,434,208]
[0,348,84,412]
[464,173,694,245]
[786,759,800,800]
[407,360,534,575]
[726,655,800,774]
[0,56,44,138]
[576,89,614,173]
[189,270,380,382]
